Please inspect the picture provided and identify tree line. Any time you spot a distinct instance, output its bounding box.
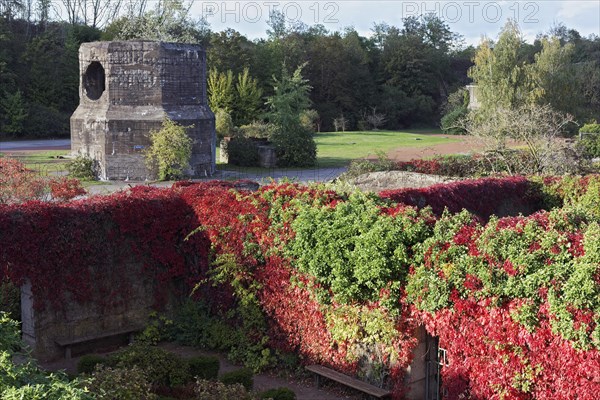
[0,0,599,138]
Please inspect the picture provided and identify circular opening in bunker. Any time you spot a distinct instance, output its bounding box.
[83,61,105,100]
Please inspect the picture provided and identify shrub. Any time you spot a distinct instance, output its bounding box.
[259,387,296,400]
[136,312,174,345]
[287,191,433,306]
[341,151,395,179]
[225,137,259,166]
[577,134,600,158]
[270,125,316,167]
[440,105,468,134]
[0,158,48,203]
[187,355,220,380]
[219,367,253,391]
[77,354,108,374]
[1,314,91,399]
[0,279,20,321]
[580,122,600,134]
[238,121,277,140]
[440,88,468,135]
[145,118,193,181]
[215,109,234,140]
[67,155,96,180]
[87,365,157,400]
[110,343,191,387]
[49,177,86,201]
[194,379,251,400]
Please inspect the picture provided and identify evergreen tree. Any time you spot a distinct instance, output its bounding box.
[207,68,234,113]
[0,89,26,136]
[267,64,316,167]
[234,68,262,126]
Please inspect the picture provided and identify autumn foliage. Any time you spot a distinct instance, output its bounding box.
[0,175,599,399]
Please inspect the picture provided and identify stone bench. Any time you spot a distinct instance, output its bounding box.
[55,326,142,359]
[306,364,391,399]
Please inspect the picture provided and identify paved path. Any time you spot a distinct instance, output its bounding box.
[84,168,348,195]
[0,139,70,151]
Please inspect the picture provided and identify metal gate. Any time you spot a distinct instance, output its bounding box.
[425,334,448,400]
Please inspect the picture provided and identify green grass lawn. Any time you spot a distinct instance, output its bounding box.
[1,129,457,178]
[314,129,456,167]
[218,129,458,171]
[0,150,70,175]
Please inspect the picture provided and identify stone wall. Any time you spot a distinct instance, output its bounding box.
[21,259,182,361]
[71,41,215,180]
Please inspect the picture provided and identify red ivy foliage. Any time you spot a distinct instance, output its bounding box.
[380,176,544,221]
[1,176,598,399]
[49,177,86,201]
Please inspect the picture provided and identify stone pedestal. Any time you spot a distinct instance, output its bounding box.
[71,41,215,180]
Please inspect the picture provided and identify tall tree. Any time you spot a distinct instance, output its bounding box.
[207,68,234,113]
[0,89,26,135]
[267,63,316,167]
[111,0,209,43]
[234,68,262,126]
[207,28,253,76]
[469,20,532,113]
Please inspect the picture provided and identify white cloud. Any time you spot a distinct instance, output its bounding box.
[557,0,600,20]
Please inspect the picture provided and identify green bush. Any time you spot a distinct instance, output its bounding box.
[238,121,277,140]
[87,365,157,400]
[173,300,238,350]
[220,367,253,391]
[145,118,193,181]
[187,356,220,380]
[1,313,91,400]
[271,125,316,167]
[110,343,191,387]
[67,155,96,180]
[341,151,395,179]
[259,387,296,400]
[77,354,108,374]
[287,191,433,307]
[215,109,234,140]
[580,123,600,134]
[440,88,468,135]
[577,135,600,158]
[194,379,251,400]
[440,105,468,134]
[225,137,259,166]
[137,312,174,345]
[0,279,20,321]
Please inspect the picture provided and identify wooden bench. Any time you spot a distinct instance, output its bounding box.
[306,364,391,399]
[55,326,142,359]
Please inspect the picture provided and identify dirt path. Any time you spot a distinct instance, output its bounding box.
[384,134,487,161]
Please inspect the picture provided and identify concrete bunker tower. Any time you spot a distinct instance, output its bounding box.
[70,41,215,180]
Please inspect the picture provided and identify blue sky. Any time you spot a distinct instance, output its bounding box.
[189,0,600,45]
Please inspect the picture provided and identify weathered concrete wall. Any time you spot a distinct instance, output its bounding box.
[71,41,215,180]
[405,325,441,400]
[21,259,181,361]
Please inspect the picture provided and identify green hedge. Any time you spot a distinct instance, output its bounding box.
[220,367,253,391]
[187,355,220,380]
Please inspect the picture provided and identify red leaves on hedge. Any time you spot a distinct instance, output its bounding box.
[380,176,544,221]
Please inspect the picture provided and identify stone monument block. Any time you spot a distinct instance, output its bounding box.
[70,41,215,180]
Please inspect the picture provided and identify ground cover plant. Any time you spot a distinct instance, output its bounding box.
[0,175,598,399]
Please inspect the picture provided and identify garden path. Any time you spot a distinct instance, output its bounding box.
[40,342,362,400]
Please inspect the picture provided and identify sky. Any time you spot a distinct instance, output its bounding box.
[187,0,600,45]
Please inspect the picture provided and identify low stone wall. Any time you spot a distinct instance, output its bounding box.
[21,262,181,361]
[351,170,458,192]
